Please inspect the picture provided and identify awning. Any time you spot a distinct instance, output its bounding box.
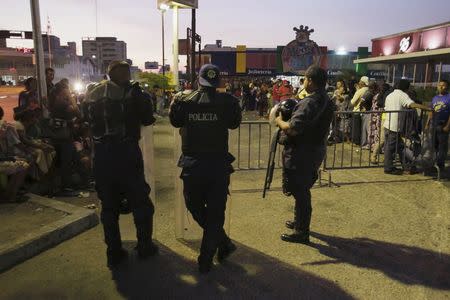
[354,47,450,64]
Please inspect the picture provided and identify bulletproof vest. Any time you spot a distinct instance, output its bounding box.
[84,82,141,142]
[180,90,228,155]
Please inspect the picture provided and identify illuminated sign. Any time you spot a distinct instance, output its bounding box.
[282,25,323,74]
[157,0,198,8]
[399,36,412,53]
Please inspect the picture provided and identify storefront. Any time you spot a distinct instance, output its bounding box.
[196,26,370,80]
[354,22,450,86]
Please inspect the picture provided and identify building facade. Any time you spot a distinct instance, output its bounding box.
[82,37,127,74]
[354,22,450,86]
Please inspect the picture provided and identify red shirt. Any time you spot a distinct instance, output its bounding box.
[279,85,293,101]
[272,84,281,101]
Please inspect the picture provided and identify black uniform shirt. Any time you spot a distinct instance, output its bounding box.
[170,89,242,177]
[283,89,335,170]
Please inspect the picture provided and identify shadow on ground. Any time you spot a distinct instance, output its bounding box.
[305,232,450,290]
[111,241,354,299]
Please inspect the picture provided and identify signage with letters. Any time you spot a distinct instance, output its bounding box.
[247,69,275,76]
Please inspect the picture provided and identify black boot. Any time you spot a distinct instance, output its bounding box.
[217,239,237,263]
[198,255,213,274]
[107,248,128,269]
[135,220,158,259]
[281,230,310,244]
[285,220,296,230]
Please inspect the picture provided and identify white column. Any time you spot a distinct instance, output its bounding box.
[172,5,179,91]
[438,62,443,83]
[392,65,396,85]
[412,64,417,85]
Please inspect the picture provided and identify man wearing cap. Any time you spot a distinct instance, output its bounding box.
[275,66,335,244]
[350,76,369,145]
[84,60,157,269]
[169,64,242,273]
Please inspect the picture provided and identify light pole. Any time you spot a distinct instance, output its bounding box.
[159,3,169,78]
[30,0,47,105]
[172,5,179,91]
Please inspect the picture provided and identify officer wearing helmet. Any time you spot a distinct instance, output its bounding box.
[275,66,335,244]
[169,64,242,273]
[84,60,157,269]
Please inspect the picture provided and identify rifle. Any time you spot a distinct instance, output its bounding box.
[262,128,281,198]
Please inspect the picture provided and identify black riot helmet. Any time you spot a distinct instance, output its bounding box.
[278,99,299,121]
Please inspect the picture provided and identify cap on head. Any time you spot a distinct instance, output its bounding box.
[360,76,369,86]
[199,64,220,88]
[107,61,130,76]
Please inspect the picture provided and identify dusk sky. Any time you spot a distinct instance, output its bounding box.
[1,0,449,69]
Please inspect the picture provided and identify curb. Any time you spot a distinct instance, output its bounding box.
[0,195,99,273]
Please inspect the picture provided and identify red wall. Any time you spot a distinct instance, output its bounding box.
[246,52,277,69]
[371,25,449,57]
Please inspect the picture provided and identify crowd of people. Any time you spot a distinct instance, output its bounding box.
[223,74,448,176]
[0,68,94,202]
[223,78,303,118]
[329,77,448,176]
[1,70,448,203]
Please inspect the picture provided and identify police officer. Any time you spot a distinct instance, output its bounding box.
[84,61,157,268]
[275,66,335,244]
[169,64,242,273]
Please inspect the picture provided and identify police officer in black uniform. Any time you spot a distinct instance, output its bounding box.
[84,61,157,268]
[169,64,242,273]
[275,66,335,244]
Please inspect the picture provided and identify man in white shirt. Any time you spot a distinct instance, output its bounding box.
[350,76,369,145]
[383,79,431,175]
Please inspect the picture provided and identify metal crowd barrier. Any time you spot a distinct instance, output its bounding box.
[323,109,442,184]
[231,110,443,190]
[230,121,282,171]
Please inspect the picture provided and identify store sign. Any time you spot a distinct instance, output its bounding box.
[282,25,323,74]
[399,36,412,53]
[327,70,343,77]
[247,69,275,76]
[368,70,387,78]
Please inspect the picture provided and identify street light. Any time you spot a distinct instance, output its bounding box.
[159,4,168,78]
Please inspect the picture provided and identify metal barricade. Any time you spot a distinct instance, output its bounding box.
[323,109,441,184]
[230,121,282,171]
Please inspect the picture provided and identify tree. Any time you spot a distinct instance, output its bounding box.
[137,72,171,90]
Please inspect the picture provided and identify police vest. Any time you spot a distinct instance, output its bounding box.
[84,81,142,142]
[180,91,229,155]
